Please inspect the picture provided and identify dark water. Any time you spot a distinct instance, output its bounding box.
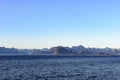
[0,56,120,80]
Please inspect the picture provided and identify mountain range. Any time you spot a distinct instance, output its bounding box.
[0,45,120,56]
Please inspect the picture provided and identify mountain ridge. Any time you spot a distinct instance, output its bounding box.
[0,45,120,56]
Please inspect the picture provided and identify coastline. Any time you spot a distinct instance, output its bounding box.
[0,54,119,60]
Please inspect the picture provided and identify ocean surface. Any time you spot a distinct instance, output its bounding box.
[0,56,120,80]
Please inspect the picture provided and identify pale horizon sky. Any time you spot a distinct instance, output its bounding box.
[0,0,120,49]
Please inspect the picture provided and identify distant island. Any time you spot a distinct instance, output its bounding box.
[0,45,120,56]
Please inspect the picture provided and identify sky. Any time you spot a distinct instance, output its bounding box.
[0,0,120,49]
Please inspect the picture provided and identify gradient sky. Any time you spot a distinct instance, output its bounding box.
[0,0,120,49]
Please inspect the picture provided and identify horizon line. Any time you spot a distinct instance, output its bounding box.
[0,45,119,49]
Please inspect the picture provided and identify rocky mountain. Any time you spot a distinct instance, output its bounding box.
[87,47,112,53]
[71,45,90,54]
[0,45,120,56]
[0,47,24,54]
[20,49,52,55]
[51,46,73,55]
[47,46,120,55]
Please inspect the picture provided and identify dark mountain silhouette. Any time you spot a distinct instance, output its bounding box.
[52,46,73,55]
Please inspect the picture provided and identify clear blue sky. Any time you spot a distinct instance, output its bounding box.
[0,0,120,49]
